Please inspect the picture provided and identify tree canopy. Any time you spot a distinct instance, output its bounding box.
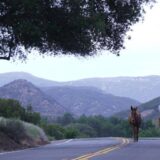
[0,0,155,60]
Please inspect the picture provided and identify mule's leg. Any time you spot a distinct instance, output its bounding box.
[133,127,136,142]
[136,127,138,142]
[137,127,139,142]
[135,127,139,142]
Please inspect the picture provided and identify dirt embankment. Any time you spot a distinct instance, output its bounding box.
[0,132,23,151]
[0,131,49,152]
[0,131,48,152]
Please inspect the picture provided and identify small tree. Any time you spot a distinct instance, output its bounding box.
[57,113,75,126]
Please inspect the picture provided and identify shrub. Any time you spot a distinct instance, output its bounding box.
[0,99,25,119]
[24,122,48,142]
[0,117,26,143]
[66,123,96,138]
[65,127,79,139]
[0,117,48,145]
[45,124,65,140]
[0,98,41,125]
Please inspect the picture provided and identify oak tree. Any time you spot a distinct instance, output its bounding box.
[0,0,155,60]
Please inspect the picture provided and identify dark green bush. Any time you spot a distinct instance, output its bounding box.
[43,124,65,140]
[65,127,79,139]
[0,99,25,119]
[0,98,41,125]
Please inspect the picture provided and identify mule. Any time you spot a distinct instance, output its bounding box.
[129,106,141,142]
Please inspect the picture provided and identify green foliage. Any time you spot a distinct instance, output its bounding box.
[0,0,155,60]
[65,127,79,139]
[0,98,48,145]
[0,99,25,119]
[138,119,160,137]
[1,98,159,140]
[41,123,65,140]
[140,128,160,137]
[55,115,133,138]
[77,115,132,137]
[66,123,96,138]
[53,114,160,139]
[23,112,41,125]
[57,113,75,126]
[0,98,41,125]
[141,120,155,130]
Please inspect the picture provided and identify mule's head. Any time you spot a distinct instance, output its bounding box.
[131,106,137,114]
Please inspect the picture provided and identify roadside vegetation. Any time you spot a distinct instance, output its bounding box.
[1,98,160,151]
[0,98,48,151]
[0,117,48,149]
[48,113,160,139]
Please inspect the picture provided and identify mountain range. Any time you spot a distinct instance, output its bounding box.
[0,77,140,117]
[0,72,59,87]
[63,76,160,103]
[1,72,160,102]
[1,72,160,119]
[42,86,140,116]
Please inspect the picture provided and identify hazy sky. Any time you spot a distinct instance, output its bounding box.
[0,1,160,82]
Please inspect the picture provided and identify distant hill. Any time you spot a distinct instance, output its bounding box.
[42,86,140,117]
[0,72,60,87]
[0,79,140,117]
[63,76,160,102]
[0,80,66,117]
[1,72,160,103]
[115,97,160,120]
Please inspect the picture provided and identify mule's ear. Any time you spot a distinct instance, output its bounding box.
[135,107,138,110]
[131,106,133,110]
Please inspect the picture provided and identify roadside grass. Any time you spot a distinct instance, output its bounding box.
[24,122,48,143]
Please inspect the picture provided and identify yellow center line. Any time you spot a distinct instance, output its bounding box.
[72,138,130,160]
[84,146,120,159]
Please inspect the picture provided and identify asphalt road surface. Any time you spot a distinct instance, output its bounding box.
[0,137,160,160]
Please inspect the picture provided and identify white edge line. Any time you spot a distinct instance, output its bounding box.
[55,139,73,145]
[0,139,73,155]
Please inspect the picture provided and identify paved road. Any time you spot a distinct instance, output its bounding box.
[0,137,160,160]
[91,138,160,160]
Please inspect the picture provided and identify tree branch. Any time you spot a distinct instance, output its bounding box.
[0,56,10,60]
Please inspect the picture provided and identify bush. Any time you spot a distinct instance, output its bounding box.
[0,98,41,125]
[24,122,48,142]
[0,99,25,119]
[0,117,26,143]
[43,124,65,140]
[57,113,75,126]
[65,127,79,139]
[0,117,48,145]
[140,128,160,137]
[66,123,96,138]
[22,112,41,125]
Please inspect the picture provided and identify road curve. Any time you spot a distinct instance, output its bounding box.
[0,137,125,160]
[0,137,160,160]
